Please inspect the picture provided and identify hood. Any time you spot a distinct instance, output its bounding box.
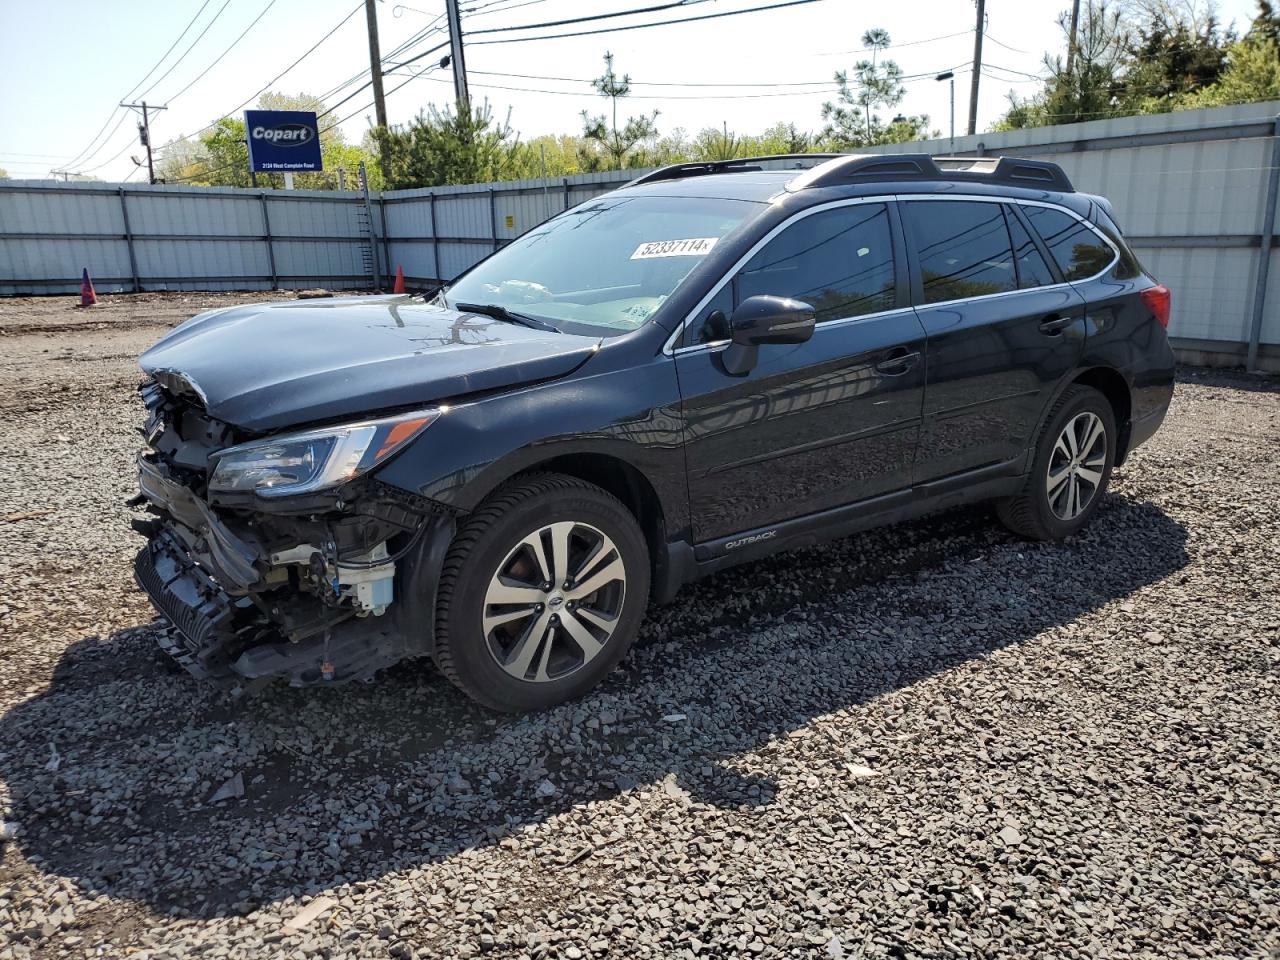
[139,295,601,432]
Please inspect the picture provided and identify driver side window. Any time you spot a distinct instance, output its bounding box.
[684,202,897,346]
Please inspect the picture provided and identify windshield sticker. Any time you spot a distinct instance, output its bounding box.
[630,237,719,260]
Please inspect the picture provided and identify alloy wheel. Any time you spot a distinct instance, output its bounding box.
[1046,411,1107,521]
[482,521,627,683]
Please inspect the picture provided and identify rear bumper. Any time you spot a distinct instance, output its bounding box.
[1127,401,1169,457]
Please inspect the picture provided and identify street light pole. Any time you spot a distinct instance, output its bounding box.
[936,71,956,150]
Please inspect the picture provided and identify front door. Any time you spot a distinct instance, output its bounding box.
[674,200,928,542]
[900,198,1086,483]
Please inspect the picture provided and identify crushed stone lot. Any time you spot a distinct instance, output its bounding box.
[0,292,1277,959]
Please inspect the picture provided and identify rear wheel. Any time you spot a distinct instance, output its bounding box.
[997,384,1116,541]
[434,473,650,712]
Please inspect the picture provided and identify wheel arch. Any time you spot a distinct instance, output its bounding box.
[1070,366,1133,463]
[523,452,668,587]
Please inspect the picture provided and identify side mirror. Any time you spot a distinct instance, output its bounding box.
[721,295,816,375]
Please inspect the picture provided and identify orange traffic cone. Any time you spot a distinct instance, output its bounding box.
[393,265,406,294]
[78,268,98,307]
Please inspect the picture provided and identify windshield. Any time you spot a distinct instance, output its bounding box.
[442,194,762,336]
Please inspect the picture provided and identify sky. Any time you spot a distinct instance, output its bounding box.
[0,0,1264,182]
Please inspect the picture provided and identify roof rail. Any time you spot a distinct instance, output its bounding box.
[627,154,845,187]
[789,153,1074,193]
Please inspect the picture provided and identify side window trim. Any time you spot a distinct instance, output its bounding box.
[664,195,904,356]
[1006,202,1066,286]
[894,193,1120,310]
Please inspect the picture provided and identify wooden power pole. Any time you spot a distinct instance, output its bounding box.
[445,0,470,106]
[120,101,167,184]
[967,0,986,136]
[365,0,391,179]
[1065,0,1082,74]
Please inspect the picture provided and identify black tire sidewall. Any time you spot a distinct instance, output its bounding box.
[1028,387,1117,539]
[443,487,650,711]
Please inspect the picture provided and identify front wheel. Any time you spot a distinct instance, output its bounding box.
[434,473,650,712]
[997,384,1117,541]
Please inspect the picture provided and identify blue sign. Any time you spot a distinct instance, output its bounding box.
[244,110,322,173]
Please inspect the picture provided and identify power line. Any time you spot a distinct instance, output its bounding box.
[983,31,1030,54]
[155,2,366,156]
[469,68,835,87]
[137,0,235,101]
[464,0,713,35]
[812,29,972,56]
[161,0,283,105]
[61,0,217,170]
[414,72,835,99]
[317,40,452,119]
[467,0,829,46]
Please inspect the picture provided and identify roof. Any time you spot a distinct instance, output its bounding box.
[613,153,1077,204]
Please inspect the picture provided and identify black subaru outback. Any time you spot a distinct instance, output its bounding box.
[133,153,1174,711]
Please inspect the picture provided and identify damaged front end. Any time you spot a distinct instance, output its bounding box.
[131,376,454,687]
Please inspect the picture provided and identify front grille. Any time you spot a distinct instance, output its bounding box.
[134,531,245,679]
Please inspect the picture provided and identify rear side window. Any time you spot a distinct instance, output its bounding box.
[1005,206,1057,289]
[905,201,1017,303]
[1022,206,1115,280]
[735,203,897,322]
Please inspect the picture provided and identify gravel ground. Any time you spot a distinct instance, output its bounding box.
[0,293,1277,959]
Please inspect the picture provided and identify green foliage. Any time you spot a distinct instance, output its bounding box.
[0,167,8,179]
[580,52,660,170]
[994,0,1279,130]
[373,100,523,189]
[1180,34,1280,107]
[822,28,935,147]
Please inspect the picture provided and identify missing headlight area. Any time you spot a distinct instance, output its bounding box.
[131,379,451,687]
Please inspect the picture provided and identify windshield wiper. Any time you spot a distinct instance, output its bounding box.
[454,301,560,333]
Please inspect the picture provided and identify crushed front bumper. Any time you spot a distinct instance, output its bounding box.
[133,529,266,682]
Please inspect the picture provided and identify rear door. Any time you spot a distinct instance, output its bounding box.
[674,199,928,542]
[902,197,1087,483]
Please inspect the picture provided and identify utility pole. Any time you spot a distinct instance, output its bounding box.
[1065,0,1082,74]
[364,0,392,181]
[120,101,167,184]
[966,0,986,136]
[445,0,470,106]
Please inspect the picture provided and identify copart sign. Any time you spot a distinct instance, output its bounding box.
[244,110,323,172]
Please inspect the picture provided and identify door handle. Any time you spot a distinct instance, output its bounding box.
[1039,313,1074,335]
[874,346,920,375]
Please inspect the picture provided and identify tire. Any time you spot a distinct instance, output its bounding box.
[434,472,650,712]
[997,384,1117,541]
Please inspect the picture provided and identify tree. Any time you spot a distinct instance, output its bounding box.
[1180,5,1280,107]
[822,29,933,147]
[991,0,1274,130]
[1122,8,1233,110]
[373,99,522,189]
[581,52,660,170]
[996,2,1129,129]
[0,167,8,179]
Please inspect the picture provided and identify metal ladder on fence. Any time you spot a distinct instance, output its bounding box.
[357,161,380,290]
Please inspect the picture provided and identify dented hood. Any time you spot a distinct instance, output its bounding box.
[139,295,601,432]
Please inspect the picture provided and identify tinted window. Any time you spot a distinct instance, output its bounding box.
[1006,206,1057,289]
[906,201,1017,303]
[734,203,896,322]
[1022,205,1114,280]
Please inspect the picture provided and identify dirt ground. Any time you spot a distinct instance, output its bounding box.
[0,293,1277,960]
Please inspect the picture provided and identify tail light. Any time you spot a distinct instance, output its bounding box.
[1140,284,1171,329]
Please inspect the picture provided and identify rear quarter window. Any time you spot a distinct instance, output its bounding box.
[1022,205,1115,281]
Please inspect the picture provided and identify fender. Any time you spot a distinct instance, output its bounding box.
[374,345,692,537]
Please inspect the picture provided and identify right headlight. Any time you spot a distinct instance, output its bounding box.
[208,408,441,498]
